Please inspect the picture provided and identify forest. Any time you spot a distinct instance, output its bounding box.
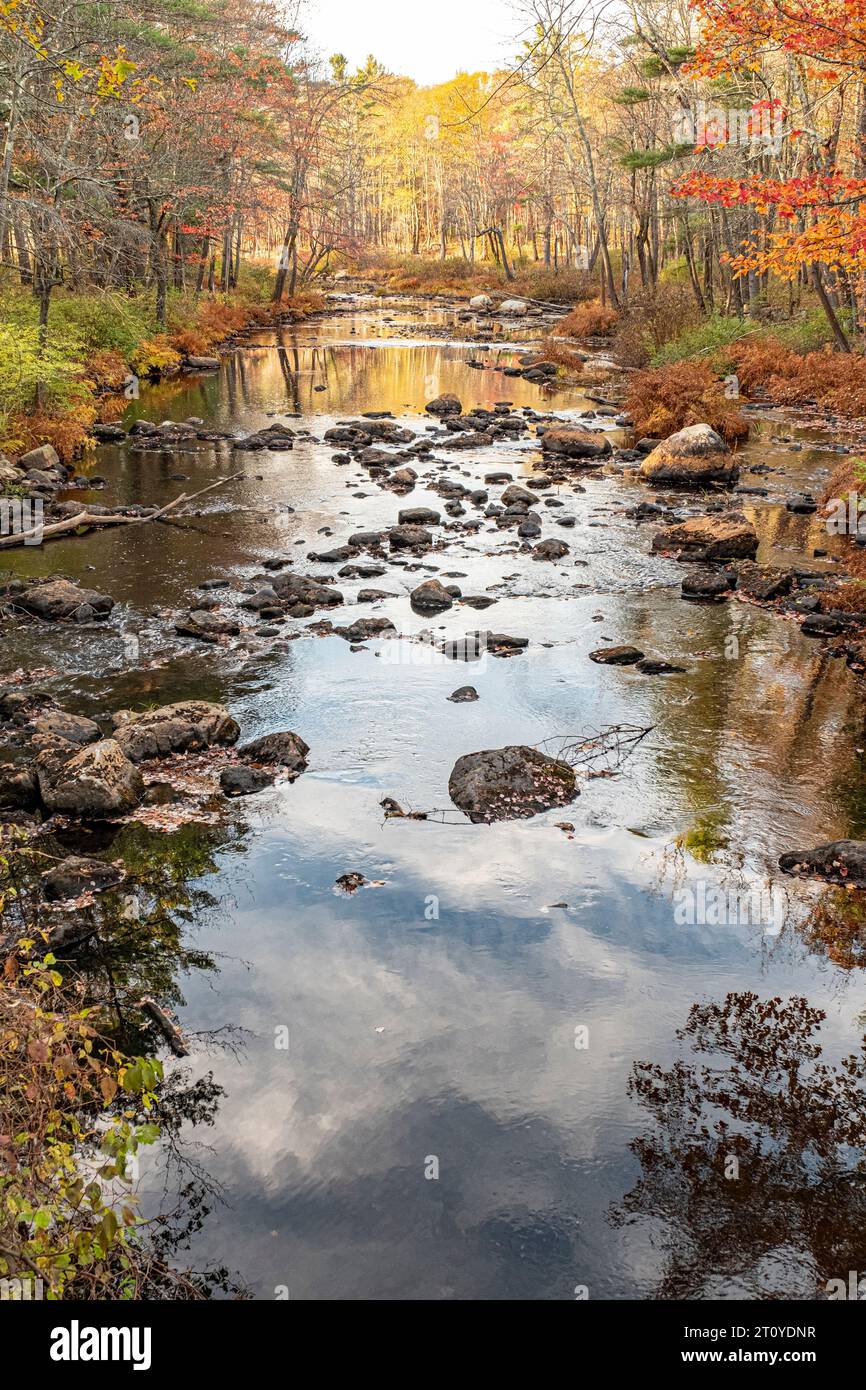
[4,0,866,455]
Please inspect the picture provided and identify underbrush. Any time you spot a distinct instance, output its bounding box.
[526,339,585,374]
[555,300,618,338]
[625,359,749,443]
[0,275,321,461]
[352,252,595,303]
[731,340,866,418]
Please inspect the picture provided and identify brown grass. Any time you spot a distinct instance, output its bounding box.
[526,339,584,374]
[625,360,750,444]
[555,300,618,338]
[733,339,866,418]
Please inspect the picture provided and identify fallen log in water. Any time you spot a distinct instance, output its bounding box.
[139,996,189,1056]
[0,471,245,549]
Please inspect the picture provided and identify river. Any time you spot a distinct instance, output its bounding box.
[6,292,866,1299]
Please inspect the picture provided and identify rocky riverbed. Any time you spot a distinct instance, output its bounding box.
[4,292,866,1299]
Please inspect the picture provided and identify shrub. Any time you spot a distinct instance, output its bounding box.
[555,299,618,338]
[615,283,702,367]
[130,335,182,377]
[625,359,749,443]
[650,313,754,369]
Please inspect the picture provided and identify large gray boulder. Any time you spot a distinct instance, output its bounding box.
[36,739,144,817]
[448,745,577,823]
[17,579,114,622]
[111,701,240,762]
[639,424,738,487]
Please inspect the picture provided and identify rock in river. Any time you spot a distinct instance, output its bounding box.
[36,739,144,817]
[42,855,125,901]
[448,745,577,823]
[389,524,432,550]
[425,393,462,416]
[651,512,758,560]
[410,579,453,613]
[111,701,240,762]
[220,765,275,798]
[779,840,866,887]
[589,645,645,665]
[533,538,570,561]
[29,710,102,746]
[16,578,114,622]
[270,572,343,610]
[237,730,309,776]
[681,567,736,601]
[175,610,241,642]
[540,426,610,460]
[639,424,738,487]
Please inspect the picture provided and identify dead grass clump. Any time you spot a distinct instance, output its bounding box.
[527,339,584,374]
[625,360,749,444]
[732,340,866,418]
[555,300,618,338]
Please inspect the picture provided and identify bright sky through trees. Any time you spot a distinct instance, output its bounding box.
[304,0,522,82]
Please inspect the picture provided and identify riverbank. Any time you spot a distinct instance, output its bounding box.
[0,271,324,464]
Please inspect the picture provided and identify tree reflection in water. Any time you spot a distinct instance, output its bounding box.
[611,993,866,1298]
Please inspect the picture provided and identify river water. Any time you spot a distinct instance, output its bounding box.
[7,294,866,1299]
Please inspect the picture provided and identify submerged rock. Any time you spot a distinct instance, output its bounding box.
[589,645,645,665]
[635,657,686,675]
[779,840,866,887]
[448,686,479,702]
[42,855,125,901]
[175,610,241,642]
[112,701,240,762]
[639,424,738,487]
[36,739,144,817]
[449,745,577,823]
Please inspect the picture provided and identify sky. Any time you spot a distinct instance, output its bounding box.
[303,0,527,85]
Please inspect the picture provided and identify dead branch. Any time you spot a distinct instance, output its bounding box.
[538,724,653,774]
